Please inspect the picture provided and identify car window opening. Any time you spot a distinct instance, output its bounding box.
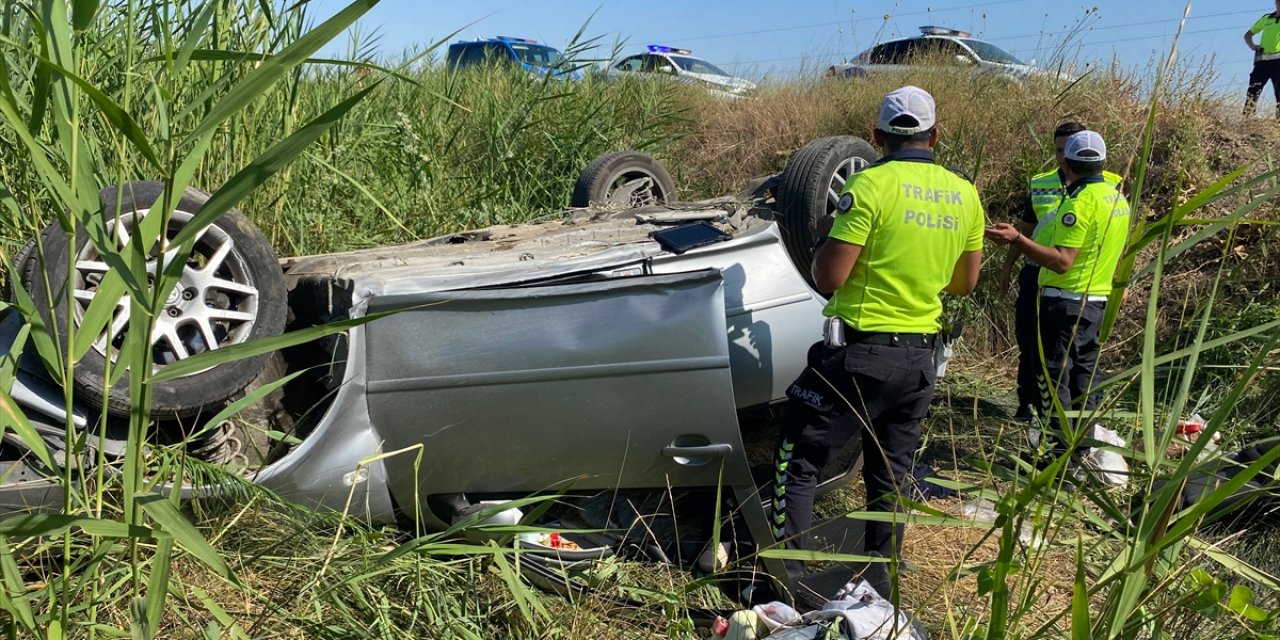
[671,56,730,77]
[509,43,563,66]
[958,38,1024,65]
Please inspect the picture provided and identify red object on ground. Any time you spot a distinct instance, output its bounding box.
[549,532,562,548]
[1177,420,1204,435]
[712,616,730,637]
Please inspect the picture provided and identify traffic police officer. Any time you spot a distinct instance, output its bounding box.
[1245,0,1280,117]
[771,86,984,584]
[986,131,1131,438]
[996,123,1122,420]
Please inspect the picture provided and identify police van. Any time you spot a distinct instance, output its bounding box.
[445,36,582,80]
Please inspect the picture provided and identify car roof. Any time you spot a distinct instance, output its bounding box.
[651,51,703,59]
[450,37,551,46]
[615,51,709,64]
[856,33,990,58]
[872,33,973,47]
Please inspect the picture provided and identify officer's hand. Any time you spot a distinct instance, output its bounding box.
[815,212,836,240]
[996,269,1011,296]
[984,223,1020,245]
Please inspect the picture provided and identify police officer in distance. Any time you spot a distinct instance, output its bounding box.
[986,131,1131,439]
[771,86,984,587]
[1244,0,1280,118]
[995,122,1122,421]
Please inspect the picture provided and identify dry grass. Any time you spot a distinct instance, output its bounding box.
[3,10,1279,631]
[668,66,1280,220]
[662,68,1280,397]
[899,501,1080,636]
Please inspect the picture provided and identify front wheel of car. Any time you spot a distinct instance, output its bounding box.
[776,136,879,286]
[31,182,287,419]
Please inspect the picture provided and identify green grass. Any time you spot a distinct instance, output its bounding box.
[0,0,1279,638]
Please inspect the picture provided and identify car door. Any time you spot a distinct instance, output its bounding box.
[361,270,755,521]
[641,53,677,75]
[889,39,927,75]
[915,37,974,68]
[482,43,511,67]
[865,40,912,75]
[455,44,489,69]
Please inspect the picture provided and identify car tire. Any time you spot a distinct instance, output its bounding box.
[776,136,878,286]
[3,236,40,304]
[571,151,677,208]
[31,182,286,419]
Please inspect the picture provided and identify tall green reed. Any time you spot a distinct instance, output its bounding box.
[0,0,386,636]
[914,6,1279,636]
[0,1,1276,637]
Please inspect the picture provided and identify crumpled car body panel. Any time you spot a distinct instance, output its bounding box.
[1,214,827,533]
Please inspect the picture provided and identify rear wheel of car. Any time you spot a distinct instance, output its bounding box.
[571,151,677,208]
[776,136,878,286]
[31,182,287,419]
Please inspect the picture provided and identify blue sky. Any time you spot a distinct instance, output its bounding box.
[310,0,1273,103]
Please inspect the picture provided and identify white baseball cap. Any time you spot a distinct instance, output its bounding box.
[1064,130,1107,162]
[877,86,937,135]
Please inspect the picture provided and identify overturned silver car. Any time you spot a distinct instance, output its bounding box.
[1,140,890,603]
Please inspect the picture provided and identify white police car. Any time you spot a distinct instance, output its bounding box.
[610,45,756,98]
[829,26,1048,82]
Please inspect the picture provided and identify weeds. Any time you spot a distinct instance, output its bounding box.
[0,0,389,636]
[0,0,1278,639]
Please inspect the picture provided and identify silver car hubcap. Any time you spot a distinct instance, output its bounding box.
[72,209,260,370]
[825,156,870,216]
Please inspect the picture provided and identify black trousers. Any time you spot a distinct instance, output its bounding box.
[1013,264,1041,417]
[1246,58,1280,117]
[771,340,936,577]
[1037,296,1105,425]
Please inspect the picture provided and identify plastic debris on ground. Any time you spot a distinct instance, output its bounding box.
[515,531,582,550]
[697,541,732,572]
[960,498,999,523]
[961,498,1044,550]
[1170,413,1221,460]
[1027,423,1131,488]
[710,580,925,639]
[1080,423,1129,487]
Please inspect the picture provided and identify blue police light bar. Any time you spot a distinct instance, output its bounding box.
[498,36,539,44]
[647,44,693,55]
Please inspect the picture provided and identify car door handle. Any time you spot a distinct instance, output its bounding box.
[662,444,733,459]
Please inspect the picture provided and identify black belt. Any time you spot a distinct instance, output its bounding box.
[846,328,936,348]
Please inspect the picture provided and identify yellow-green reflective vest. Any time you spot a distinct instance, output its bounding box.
[1027,169,1123,222]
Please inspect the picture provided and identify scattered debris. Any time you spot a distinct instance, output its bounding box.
[711,581,925,639]
[960,498,1044,549]
[1080,423,1129,487]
